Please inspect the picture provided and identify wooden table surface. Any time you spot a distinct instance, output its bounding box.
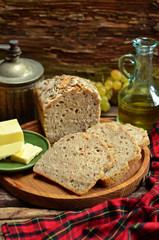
[0,106,149,240]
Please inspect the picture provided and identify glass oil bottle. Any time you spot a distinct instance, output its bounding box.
[118,37,159,133]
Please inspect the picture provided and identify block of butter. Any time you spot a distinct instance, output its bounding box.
[11,143,43,164]
[0,119,24,160]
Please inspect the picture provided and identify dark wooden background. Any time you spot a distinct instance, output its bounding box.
[0,0,159,81]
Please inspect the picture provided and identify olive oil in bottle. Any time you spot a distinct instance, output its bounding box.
[118,37,159,133]
[118,99,159,133]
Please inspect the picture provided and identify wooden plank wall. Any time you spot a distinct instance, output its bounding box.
[0,0,159,80]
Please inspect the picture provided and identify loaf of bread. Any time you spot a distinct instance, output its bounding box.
[87,122,142,187]
[33,132,115,195]
[34,75,101,143]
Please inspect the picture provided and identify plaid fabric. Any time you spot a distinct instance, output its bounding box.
[2,122,159,240]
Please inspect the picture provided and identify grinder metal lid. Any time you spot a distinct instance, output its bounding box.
[0,40,44,87]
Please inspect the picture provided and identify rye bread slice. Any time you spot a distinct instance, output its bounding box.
[33,132,114,195]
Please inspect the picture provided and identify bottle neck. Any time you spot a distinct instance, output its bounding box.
[135,50,153,84]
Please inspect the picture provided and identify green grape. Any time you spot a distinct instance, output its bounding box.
[101,95,110,112]
[111,69,123,81]
[98,85,106,96]
[101,95,108,104]
[122,81,129,88]
[104,79,113,90]
[106,76,114,82]
[91,81,96,85]
[95,81,103,89]
[113,80,122,91]
[101,101,110,112]
[105,85,111,91]
[121,76,128,83]
[106,89,113,100]
[101,102,110,112]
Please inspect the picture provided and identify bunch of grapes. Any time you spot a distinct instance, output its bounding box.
[91,69,129,112]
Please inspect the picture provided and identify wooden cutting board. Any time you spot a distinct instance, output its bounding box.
[0,119,150,210]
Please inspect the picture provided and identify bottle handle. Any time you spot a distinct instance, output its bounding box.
[118,54,136,82]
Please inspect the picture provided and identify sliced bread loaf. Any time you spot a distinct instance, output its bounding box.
[87,123,141,187]
[33,132,115,195]
[34,75,101,143]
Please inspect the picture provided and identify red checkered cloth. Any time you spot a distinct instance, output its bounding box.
[2,122,159,240]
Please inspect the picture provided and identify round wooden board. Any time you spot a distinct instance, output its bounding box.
[0,119,150,210]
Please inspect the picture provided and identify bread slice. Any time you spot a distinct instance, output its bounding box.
[87,123,141,187]
[121,123,150,147]
[34,75,101,143]
[107,121,150,148]
[33,132,115,195]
